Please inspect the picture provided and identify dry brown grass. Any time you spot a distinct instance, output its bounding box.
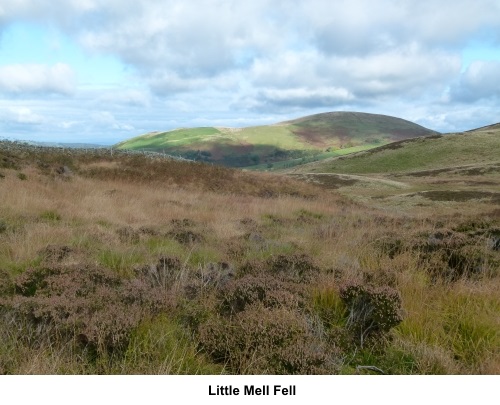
[0,144,498,374]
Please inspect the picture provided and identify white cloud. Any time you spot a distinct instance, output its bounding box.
[0,63,76,95]
[91,111,135,131]
[0,106,45,127]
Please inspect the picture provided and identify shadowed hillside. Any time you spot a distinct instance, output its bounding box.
[115,112,438,168]
[289,123,499,175]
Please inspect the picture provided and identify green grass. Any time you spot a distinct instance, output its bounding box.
[98,249,145,276]
[39,210,62,222]
[303,129,500,175]
[234,125,313,150]
[116,127,222,150]
[146,237,188,257]
[119,315,225,374]
[0,257,44,277]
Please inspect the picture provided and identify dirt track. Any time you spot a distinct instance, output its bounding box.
[288,172,410,189]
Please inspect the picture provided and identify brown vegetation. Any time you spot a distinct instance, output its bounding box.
[0,141,499,374]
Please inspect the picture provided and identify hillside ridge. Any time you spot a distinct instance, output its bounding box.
[116,111,438,169]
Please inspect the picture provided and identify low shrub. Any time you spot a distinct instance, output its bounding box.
[339,281,403,347]
[167,230,204,245]
[217,274,304,315]
[38,245,73,263]
[116,226,139,244]
[4,264,169,354]
[0,269,13,296]
[135,255,182,290]
[419,230,491,281]
[198,305,337,374]
[267,253,319,282]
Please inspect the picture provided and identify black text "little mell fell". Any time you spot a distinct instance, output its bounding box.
[208,385,296,396]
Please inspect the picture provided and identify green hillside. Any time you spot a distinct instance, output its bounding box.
[115,112,438,168]
[291,124,500,175]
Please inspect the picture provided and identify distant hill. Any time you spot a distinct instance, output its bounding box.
[115,112,438,168]
[22,141,107,149]
[288,123,500,175]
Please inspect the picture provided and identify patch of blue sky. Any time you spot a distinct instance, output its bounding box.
[461,42,500,72]
[0,22,128,87]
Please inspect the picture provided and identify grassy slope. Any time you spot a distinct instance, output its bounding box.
[294,125,500,175]
[286,124,500,219]
[116,112,438,168]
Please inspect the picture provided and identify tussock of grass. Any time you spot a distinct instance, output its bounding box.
[119,315,225,374]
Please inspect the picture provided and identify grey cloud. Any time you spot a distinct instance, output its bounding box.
[254,87,355,111]
[247,47,460,109]
[97,89,151,107]
[303,0,500,56]
[343,48,461,98]
[450,61,500,102]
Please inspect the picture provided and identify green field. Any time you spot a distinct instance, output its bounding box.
[116,112,438,168]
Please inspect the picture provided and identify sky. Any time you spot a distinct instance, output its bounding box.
[0,0,499,144]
